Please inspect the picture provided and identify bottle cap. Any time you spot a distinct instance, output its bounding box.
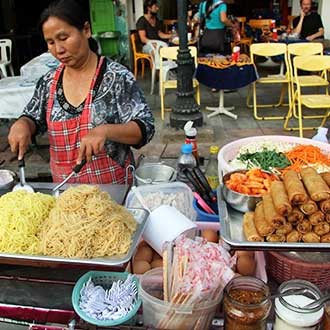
[181,143,193,154]
[184,121,197,137]
[210,146,220,154]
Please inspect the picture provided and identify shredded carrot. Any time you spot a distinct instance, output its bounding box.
[282,145,330,174]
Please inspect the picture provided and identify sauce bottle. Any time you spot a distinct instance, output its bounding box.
[205,146,220,190]
[184,121,199,165]
[177,143,197,184]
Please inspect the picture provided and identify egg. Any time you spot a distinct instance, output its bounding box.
[236,255,256,276]
[134,246,153,263]
[236,251,255,259]
[151,259,163,268]
[201,229,219,243]
[152,251,162,261]
[133,260,151,274]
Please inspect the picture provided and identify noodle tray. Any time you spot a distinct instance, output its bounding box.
[0,183,149,268]
[218,189,330,252]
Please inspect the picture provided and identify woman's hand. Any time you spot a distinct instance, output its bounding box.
[77,125,108,163]
[8,117,35,160]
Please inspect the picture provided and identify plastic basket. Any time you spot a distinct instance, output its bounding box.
[72,271,141,326]
[266,251,330,291]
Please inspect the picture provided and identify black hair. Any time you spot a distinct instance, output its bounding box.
[39,0,98,53]
[143,0,158,14]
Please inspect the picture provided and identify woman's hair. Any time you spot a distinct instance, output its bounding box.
[39,0,98,53]
[143,0,158,14]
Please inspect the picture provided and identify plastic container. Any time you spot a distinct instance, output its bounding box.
[139,267,219,330]
[177,144,197,184]
[312,127,329,143]
[72,271,141,327]
[184,121,199,164]
[125,182,196,221]
[193,197,219,222]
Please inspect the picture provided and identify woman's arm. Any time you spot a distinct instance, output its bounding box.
[220,10,234,28]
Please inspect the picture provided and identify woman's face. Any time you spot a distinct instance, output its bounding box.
[42,16,91,68]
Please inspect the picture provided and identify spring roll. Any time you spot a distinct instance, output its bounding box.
[254,202,274,237]
[326,213,330,224]
[297,219,312,234]
[287,207,304,223]
[266,233,286,242]
[319,199,330,214]
[299,199,318,215]
[301,167,330,202]
[263,194,286,229]
[276,222,293,236]
[243,212,263,242]
[283,170,308,205]
[308,211,325,226]
[302,232,320,243]
[286,230,302,242]
[321,233,330,243]
[313,221,330,236]
[270,181,292,216]
[321,172,330,187]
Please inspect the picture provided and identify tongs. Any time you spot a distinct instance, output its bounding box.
[12,158,34,193]
[52,159,87,197]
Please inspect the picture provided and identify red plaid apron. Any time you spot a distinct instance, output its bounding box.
[46,56,130,184]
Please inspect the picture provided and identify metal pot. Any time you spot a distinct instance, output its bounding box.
[0,169,16,190]
[135,163,177,185]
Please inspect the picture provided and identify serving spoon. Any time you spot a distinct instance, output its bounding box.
[12,158,34,193]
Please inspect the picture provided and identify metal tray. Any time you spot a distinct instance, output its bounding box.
[217,188,330,251]
[0,183,149,267]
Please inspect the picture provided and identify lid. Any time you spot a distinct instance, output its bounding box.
[184,121,197,137]
[181,143,193,154]
[210,146,220,154]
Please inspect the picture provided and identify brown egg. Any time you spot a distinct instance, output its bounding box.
[236,251,255,259]
[152,251,162,261]
[201,229,219,243]
[134,246,153,263]
[133,260,151,274]
[138,240,148,248]
[236,255,256,276]
[151,259,163,268]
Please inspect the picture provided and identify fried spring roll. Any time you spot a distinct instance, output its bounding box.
[266,233,286,242]
[270,181,292,216]
[286,230,302,242]
[302,232,320,243]
[254,202,274,237]
[287,207,304,223]
[308,211,325,226]
[297,219,312,234]
[321,172,330,187]
[299,199,318,215]
[321,233,330,243]
[276,222,293,236]
[319,199,330,214]
[301,167,330,202]
[243,212,263,242]
[313,221,330,236]
[263,194,286,229]
[326,213,330,224]
[283,170,308,205]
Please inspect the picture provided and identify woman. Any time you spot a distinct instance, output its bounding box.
[8,0,154,184]
[197,0,235,54]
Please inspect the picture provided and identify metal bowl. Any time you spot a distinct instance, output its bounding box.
[0,169,16,190]
[222,169,263,213]
[135,163,177,186]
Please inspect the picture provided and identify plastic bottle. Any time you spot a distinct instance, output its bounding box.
[177,144,197,183]
[272,29,278,41]
[311,127,329,143]
[205,146,220,190]
[184,121,199,165]
[171,25,177,38]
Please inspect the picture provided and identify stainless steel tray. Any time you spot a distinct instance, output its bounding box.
[0,184,149,267]
[217,188,330,251]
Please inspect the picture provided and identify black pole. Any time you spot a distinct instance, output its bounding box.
[169,0,203,128]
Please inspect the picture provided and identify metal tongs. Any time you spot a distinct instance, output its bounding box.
[52,159,87,197]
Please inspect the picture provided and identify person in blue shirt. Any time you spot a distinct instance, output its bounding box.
[197,0,235,54]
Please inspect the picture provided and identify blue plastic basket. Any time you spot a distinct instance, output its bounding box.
[193,198,219,222]
[72,271,141,326]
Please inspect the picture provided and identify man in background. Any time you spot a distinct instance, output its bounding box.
[293,0,324,41]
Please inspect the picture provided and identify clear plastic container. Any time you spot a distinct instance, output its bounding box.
[139,267,219,330]
[125,182,196,221]
[312,127,329,144]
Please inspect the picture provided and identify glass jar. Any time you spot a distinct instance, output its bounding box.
[274,280,324,330]
[223,276,271,330]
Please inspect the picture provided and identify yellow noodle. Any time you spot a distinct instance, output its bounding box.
[40,185,137,258]
[0,191,55,254]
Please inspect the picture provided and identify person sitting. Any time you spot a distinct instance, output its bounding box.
[293,0,324,41]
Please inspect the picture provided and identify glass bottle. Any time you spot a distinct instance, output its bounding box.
[177,144,197,183]
[205,146,220,190]
[274,279,324,330]
[223,276,271,330]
